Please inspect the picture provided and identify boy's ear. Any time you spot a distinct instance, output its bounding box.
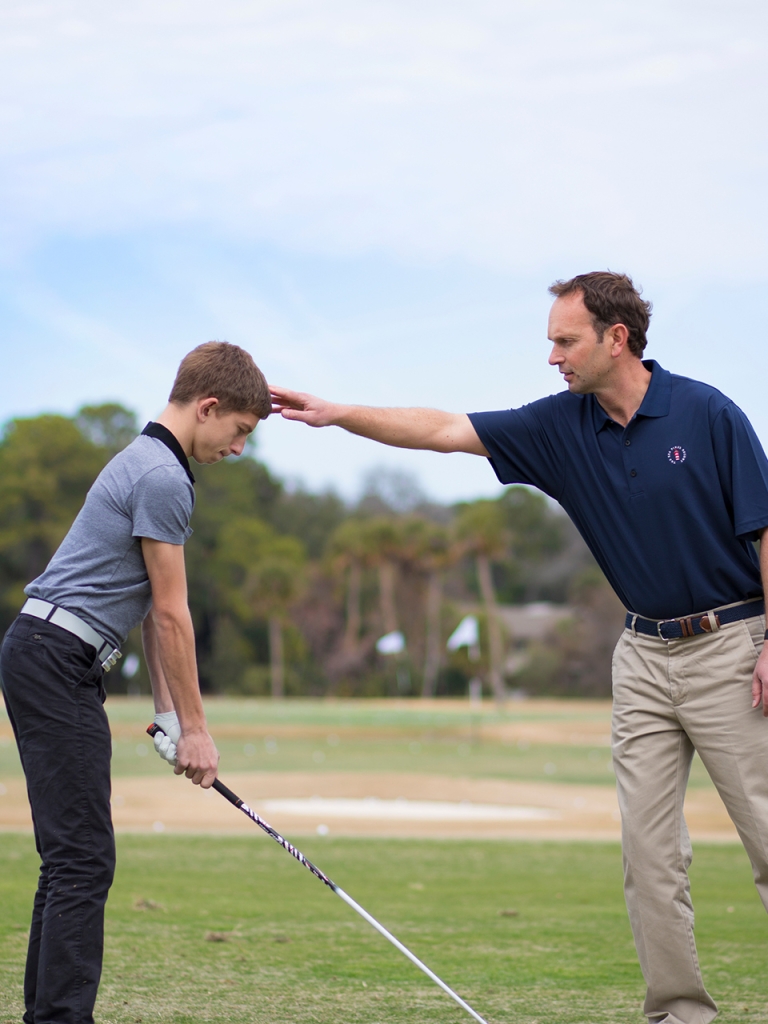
[197,397,219,421]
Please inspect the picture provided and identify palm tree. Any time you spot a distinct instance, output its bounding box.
[456,500,509,704]
[395,518,458,698]
[217,517,306,698]
[327,518,369,661]
[357,517,402,636]
[358,516,417,692]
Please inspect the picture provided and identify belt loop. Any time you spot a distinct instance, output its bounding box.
[707,609,720,633]
[630,614,638,638]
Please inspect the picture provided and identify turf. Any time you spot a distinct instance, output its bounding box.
[0,698,715,787]
[1,834,765,1023]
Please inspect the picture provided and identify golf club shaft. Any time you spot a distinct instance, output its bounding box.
[147,724,489,1024]
[222,785,488,1024]
[332,884,488,1024]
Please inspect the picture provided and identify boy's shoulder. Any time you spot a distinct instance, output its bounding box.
[98,435,191,489]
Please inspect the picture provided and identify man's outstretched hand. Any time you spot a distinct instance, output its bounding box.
[270,386,488,456]
[270,386,339,428]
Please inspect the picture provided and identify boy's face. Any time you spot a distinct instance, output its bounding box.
[192,403,259,464]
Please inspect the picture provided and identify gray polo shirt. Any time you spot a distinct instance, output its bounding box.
[26,433,195,648]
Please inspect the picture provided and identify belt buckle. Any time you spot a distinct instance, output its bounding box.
[656,619,674,639]
[101,647,122,672]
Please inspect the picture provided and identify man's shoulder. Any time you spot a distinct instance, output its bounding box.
[661,371,744,433]
[520,389,591,424]
[470,390,586,439]
[495,389,582,418]
[666,369,732,409]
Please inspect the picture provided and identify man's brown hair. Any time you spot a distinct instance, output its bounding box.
[548,271,652,357]
[169,341,271,418]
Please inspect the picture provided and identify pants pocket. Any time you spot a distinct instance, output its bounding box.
[741,615,766,660]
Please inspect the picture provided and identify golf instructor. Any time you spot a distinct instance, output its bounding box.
[271,271,768,1024]
[0,341,271,1024]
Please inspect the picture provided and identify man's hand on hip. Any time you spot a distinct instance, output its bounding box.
[751,646,768,716]
[174,729,220,788]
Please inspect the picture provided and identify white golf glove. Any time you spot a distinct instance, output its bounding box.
[153,710,180,766]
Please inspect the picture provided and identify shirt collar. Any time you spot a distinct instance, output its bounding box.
[141,422,195,484]
[592,359,671,433]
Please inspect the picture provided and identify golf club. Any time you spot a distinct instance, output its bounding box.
[147,723,489,1024]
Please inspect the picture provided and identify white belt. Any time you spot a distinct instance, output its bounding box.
[20,598,122,671]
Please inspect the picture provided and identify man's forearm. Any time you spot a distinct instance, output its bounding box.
[329,405,465,452]
[750,528,768,714]
[760,528,768,602]
[270,384,488,455]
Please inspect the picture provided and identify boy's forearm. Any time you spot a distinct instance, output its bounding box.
[146,607,207,733]
[142,614,174,714]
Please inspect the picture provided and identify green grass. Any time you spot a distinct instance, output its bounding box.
[0,699,751,1019]
[0,698,715,787]
[1,834,766,1023]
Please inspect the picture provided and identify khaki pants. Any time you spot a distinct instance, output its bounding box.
[612,615,768,1024]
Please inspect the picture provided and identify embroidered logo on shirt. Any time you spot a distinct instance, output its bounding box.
[667,445,687,465]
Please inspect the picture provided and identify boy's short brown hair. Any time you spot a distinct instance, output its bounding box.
[549,271,652,357]
[169,342,271,418]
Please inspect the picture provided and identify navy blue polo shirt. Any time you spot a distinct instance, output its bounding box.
[469,361,768,619]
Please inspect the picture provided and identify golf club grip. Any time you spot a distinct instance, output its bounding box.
[212,778,241,806]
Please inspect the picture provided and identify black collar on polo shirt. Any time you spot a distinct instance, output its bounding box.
[592,359,672,433]
[141,422,196,485]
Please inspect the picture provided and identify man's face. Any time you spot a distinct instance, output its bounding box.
[547,292,612,394]
[193,406,259,464]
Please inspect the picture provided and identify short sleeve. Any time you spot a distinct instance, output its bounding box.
[130,466,194,545]
[712,402,768,540]
[469,397,566,499]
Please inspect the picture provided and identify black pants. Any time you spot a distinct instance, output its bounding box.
[0,615,115,1024]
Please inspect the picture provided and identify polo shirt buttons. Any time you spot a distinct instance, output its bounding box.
[625,439,631,446]
[630,469,637,477]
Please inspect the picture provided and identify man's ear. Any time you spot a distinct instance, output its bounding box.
[196,397,219,421]
[608,323,630,358]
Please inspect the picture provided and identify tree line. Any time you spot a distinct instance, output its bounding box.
[0,404,625,698]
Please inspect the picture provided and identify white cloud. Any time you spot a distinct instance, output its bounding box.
[1,0,766,277]
[2,0,767,502]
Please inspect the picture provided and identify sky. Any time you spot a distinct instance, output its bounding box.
[1,0,767,503]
